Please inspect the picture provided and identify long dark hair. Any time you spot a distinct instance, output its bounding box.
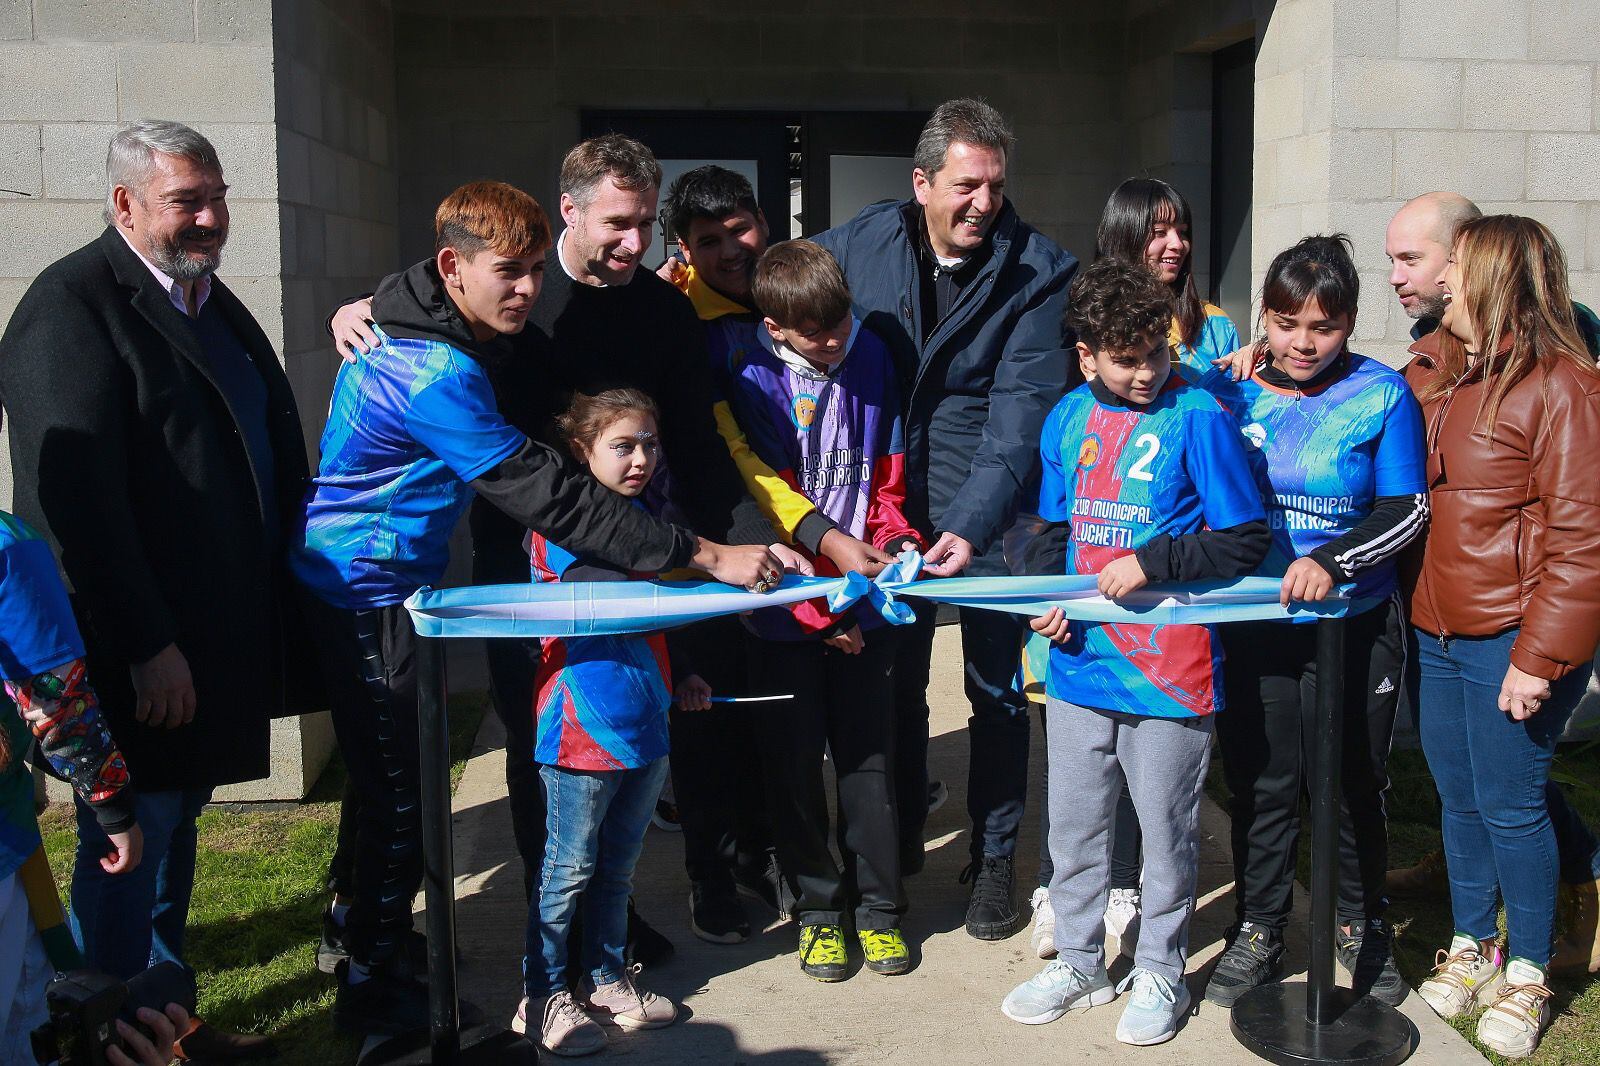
[1094,178,1202,350]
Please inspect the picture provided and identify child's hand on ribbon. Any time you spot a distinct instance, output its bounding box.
[1097,555,1149,600]
[1030,607,1071,644]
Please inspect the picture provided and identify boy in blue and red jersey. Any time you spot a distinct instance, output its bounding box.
[1001,259,1268,1046]
[724,240,924,982]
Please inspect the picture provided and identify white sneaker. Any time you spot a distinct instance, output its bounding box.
[1001,958,1115,1024]
[1105,888,1141,960]
[1115,968,1191,1046]
[1029,886,1057,959]
[1418,935,1504,1019]
[1476,960,1552,1059]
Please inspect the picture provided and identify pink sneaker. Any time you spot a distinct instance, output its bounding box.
[512,991,606,1057]
[581,973,678,1030]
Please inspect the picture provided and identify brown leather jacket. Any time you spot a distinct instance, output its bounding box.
[1405,331,1600,680]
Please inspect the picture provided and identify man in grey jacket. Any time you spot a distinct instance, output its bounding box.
[813,99,1078,940]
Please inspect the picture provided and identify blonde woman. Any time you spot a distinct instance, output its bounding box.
[1406,215,1600,1058]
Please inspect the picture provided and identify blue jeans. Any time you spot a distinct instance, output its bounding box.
[69,786,213,978]
[527,758,668,996]
[1416,628,1587,965]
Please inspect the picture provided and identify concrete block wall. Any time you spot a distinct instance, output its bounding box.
[1258,0,1600,366]
[388,0,1129,268]
[274,0,400,455]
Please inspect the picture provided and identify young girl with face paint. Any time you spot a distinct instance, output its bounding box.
[517,389,705,1056]
[1202,235,1427,1012]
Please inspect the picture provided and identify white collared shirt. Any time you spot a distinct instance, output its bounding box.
[117,229,212,318]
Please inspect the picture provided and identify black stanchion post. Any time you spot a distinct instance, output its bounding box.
[362,634,538,1065]
[1230,616,1413,1066]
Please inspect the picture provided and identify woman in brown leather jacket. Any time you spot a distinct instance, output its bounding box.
[1406,215,1600,1059]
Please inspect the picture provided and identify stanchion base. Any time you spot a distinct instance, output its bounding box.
[1231,983,1414,1066]
[358,1023,539,1065]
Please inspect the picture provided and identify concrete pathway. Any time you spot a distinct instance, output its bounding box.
[439,627,1482,1064]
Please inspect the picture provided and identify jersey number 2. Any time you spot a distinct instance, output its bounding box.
[1127,434,1160,482]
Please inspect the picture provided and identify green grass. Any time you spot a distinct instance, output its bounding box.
[38,692,489,1066]
[1208,739,1600,1065]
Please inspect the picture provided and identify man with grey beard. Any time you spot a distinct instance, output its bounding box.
[0,121,306,1058]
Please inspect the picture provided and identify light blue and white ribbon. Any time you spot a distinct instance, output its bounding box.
[404,551,1373,639]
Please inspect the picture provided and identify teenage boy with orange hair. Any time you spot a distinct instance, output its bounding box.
[291,181,777,1035]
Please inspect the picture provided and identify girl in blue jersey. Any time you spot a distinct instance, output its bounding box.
[1201,236,1428,1010]
[1003,260,1268,1046]
[518,389,707,1057]
[1023,178,1245,964]
[1098,178,1242,383]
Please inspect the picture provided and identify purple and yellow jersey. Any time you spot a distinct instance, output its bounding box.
[292,326,525,608]
[1170,303,1242,388]
[678,265,820,544]
[721,320,920,639]
[1038,378,1264,717]
[527,527,671,772]
[1207,353,1426,606]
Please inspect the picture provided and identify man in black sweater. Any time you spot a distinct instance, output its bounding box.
[330,136,803,965]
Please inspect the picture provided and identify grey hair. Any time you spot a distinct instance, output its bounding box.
[913,98,1015,180]
[559,134,662,210]
[102,120,222,224]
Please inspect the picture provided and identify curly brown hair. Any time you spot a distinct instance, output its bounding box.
[1066,258,1173,353]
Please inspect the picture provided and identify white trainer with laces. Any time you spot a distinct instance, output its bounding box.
[1105,887,1141,960]
[1115,967,1191,1046]
[1029,886,1057,959]
[1476,959,1552,1059]
[1001,958,1114,1024]
[1417,935,1504,1019]
[582,973,678,1030]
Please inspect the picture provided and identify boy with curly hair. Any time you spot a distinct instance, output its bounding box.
[1001,259,1267,1045]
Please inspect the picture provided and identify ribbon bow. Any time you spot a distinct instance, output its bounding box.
[825,549,924,626]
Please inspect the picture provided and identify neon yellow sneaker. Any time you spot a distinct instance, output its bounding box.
[798,924,849,982]
[859,928,911,975]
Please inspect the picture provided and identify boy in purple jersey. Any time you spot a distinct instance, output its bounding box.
[724,241,925,982]
[1002,260,1268,1046]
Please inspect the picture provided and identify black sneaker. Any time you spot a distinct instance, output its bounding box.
[626,898,675,969]
[959,855,1019,940]
[333,960,430,1036]
[317,906,434,976]
[732,856,785,917]
[1338,918,1408,1005]
[689,882,750,944]
[1205,921,1286,1006]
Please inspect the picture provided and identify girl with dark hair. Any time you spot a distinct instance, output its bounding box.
[1201,235,1428,1012]
[1406,216,1600,1058]
[1093,177,1242,381]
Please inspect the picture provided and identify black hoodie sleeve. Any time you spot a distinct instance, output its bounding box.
[1134,521,1271,583]
[471,439,696,573]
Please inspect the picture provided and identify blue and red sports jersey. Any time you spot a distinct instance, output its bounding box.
[718,319,922,640]
[292,326,525,609]
[1037,377,1264,717]
[1208,354,1426,608]
[526,519,671,772]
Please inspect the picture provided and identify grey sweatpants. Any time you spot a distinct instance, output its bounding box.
[1046,697,1215,985]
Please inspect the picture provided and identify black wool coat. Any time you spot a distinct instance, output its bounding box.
[0,227,310,790]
